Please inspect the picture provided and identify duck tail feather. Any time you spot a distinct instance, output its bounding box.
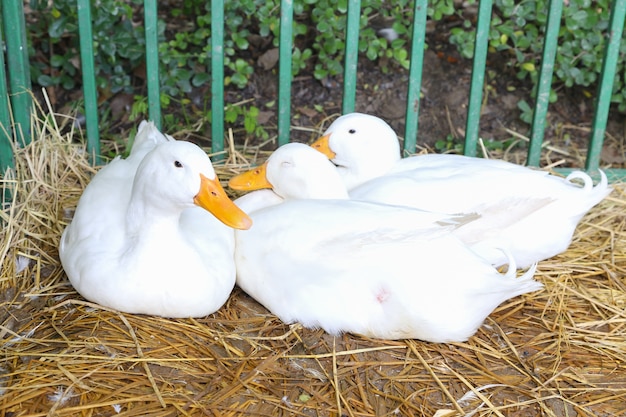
[565,169,611,196]
[595,169,611,196]
[565,170,594,191]
[493,245,517,279]
[510,262,543,296]
[517,262,538,282]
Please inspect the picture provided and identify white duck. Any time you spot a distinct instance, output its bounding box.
[59,121,252,318]
[311,113,612,268]
[228,143,541,342]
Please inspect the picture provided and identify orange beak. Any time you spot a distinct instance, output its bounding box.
[310,134,336,159]
[194,173,253,230]
[228,162,273,191]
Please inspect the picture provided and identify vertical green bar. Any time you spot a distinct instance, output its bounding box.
[403,0,428,155]
[144,0,161,129]
[463,0,493,157]
[3,0,32,147]
[526,0,563,166]
[77,0,101,165]
[211,0,225,160]
[0,24,14,172]
[277,0,294,146]
[585,0,626,172]
[342,0,361,114]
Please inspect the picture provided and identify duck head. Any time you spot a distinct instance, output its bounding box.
[229,143,348,200]
[135,141,252,230]
[310,113,401,189]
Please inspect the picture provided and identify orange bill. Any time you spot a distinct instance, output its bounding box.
[310,134,336,159]
[194,173,253,230]
[228,163,273,191]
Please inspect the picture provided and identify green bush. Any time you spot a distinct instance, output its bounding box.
[25,0,626,128]
[21,0,447,141]
[449,0,626,112]
[27,0,447,135]
[28,0,145,95]
[25,0,427,97]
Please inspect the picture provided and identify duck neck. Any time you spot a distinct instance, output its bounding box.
[338,153,399,190]
[338,164,386,190]
[276,175,350,200]
[309,183,350,200]
[125,194,185,245]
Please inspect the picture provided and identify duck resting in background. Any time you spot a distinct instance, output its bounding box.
[229,143,541,342]
[59,121,252,318]
[310,113,612,268]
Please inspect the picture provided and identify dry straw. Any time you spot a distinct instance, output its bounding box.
[1,105,625,416]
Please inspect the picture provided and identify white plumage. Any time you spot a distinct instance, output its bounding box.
[59,121,251,317]
[312,113,612,267]
[230,143,541,342]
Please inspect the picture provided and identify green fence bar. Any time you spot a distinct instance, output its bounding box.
[585,0,626,173]
[527,0,564,166]
[342,0,361,114]
[211,0,225,160]
[403,0,428,155]
[0,26,13,173]
[2,0,32,147]
[77,0,101,164]
[144,0,161,129]
[277,0,294,146]
[463,0,493,157]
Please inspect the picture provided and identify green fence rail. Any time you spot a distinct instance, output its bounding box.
[1,0,32,160]
[1,0,625,180]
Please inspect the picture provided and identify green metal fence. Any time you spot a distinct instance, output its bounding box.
[1,0,625,180]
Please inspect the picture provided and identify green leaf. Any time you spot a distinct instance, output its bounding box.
[234,35,249,50]
[313,67,328,80]
[192,72,210,87]
[61,76,75,90]
[224,107,239,124]
[230,72,248,88]
[394,48,408,62]
[48,17,67,38]
[50,54,66,67]
[244,110,257,133]
[37,75,54,86]
[317,21,329,32]
[160,94,171,107]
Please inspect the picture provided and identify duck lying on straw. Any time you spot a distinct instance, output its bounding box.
[59,121,252,318]
[311,113,612,268]
[229,143,541,342]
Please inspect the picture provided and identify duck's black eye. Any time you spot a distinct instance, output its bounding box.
[348,129,356,134]
[174,160,183,168]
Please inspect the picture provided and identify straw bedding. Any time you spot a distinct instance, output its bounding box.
[1,110,625,417]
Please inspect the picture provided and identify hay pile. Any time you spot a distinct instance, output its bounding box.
[1,110,625,417]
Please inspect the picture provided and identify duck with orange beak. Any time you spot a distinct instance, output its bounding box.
[59,121,252,318]
[228,143,541,342]
[310,113,611,268]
